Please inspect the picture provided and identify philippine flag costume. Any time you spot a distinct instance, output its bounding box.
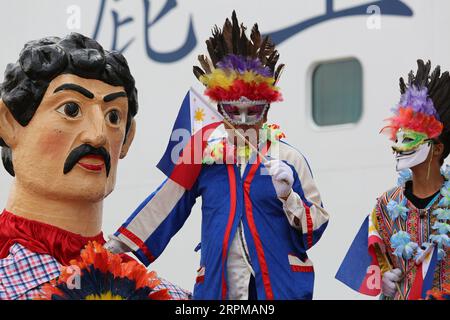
[106,11,329,300]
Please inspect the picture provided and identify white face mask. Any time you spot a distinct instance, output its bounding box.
[395,142,431,171]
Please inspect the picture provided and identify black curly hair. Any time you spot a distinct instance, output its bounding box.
[0,32,138,176]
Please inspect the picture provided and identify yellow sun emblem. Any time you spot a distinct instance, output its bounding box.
[194,108,206,122]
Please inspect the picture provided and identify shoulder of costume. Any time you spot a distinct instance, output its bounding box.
[0,243,60,300]
[277,140,305,158]
[375,169,413,206]
[274,140,313,175]
[376,185,404,206]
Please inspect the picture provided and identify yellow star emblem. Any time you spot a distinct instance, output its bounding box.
[194,108,205,122]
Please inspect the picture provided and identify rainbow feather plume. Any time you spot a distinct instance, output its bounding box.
[216,55,272,77]
[200,54,282,103]
[382,86,443,140]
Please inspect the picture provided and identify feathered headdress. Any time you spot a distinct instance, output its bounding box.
[193,11,284,104]
[383,60,450,140]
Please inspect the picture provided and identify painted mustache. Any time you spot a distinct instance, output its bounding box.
[63,144,111,176]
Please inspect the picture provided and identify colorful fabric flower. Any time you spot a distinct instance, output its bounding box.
[430,233,450,247]
[432,222,450,235]
[202,124,285,164]
[387,198,409,221]
[236,145,252,159]
[261,123,286,142]
[440,164,450,180]
[432,208,450,221]
[438,183,450,207]
[202,140,225,164]
[413,242,434,264]
[36,242,171,300]
[397,169,412,186]
[391,231,418,260]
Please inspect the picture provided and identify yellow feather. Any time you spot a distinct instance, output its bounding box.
[202,69,277,89]
[84,292,124,300]
[241,71,275,86]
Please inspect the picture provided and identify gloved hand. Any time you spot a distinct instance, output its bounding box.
[382,268,402,297]
[104,237,132,254]
[265,160,294,199]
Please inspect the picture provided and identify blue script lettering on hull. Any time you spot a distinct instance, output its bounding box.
[92,0,413,63]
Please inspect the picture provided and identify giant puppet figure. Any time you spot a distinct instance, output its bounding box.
[337,60,450,300]
[0,33,189,300]
[105,12,330,300]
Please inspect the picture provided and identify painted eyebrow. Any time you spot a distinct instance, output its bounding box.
[53,83,94,99]
[104,91,127,102]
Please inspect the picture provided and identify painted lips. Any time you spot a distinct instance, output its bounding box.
[395,150,415,158]
[64,144,111,176]
[77,155,105,172]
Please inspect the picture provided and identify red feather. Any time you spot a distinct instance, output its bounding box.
[385,106,443,140]
[205,79,282,103]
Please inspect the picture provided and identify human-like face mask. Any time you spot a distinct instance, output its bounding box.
[3,74,132,202]
[392,129,432,171]
[219,98,268,126]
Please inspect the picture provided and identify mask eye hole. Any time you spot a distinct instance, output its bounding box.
[247,108,259,115]
[403,137,414,143]
[223,105,240,115]
[247,105,265,116]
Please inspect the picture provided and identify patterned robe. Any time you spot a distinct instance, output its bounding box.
[373,185,450,299]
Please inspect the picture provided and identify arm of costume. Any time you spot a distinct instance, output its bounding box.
[371,201,399,300]
[371,204,390,274]
[279,153,329,249]
[112,178,199,266]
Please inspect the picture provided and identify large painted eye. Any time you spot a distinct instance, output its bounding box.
[56,102,81,118]
[106,109,121,125]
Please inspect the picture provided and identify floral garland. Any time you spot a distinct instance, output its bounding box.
[202,123,285,164]
[261,123,286,141]
[387,167,450,262]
